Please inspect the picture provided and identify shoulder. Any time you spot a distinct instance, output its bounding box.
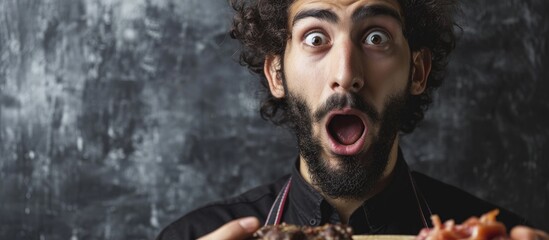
[156,175,289,240]
[411,171,528,230]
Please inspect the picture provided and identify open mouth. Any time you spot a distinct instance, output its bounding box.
[328,115,365,145]
[325,110,368,155]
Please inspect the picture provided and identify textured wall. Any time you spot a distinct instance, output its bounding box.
[0,0,547,239]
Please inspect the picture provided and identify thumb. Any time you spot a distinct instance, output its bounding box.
[198,217,261,240]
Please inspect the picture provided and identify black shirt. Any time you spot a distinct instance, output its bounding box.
[156,151,527,239]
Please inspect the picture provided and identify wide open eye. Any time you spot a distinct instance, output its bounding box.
[304,32,329,47]
[364,30,390,45]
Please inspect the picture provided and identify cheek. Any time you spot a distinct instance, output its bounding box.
[363,52,410,101]
[284,55,327,108]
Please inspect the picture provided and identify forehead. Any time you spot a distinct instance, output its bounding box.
[288,0,402,22]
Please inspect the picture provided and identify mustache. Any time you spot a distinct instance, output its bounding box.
[313,93,380,123]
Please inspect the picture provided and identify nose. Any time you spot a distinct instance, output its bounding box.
[330,39,364,93]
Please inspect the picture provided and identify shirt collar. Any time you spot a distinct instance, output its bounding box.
[288,148,424,234]
[289,159,325,225]
[355,149,419,233]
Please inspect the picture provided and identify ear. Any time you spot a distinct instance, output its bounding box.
[409,48,432,95]
[264,55,285,98]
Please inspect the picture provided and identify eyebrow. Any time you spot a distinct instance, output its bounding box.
[292,9,338,26]
[351,5,403,26]
[291,4,403,27]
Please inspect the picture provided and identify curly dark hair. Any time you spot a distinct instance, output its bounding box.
[229,0,458,133]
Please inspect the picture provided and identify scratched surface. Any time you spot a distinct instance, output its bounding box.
[0,0,547,239]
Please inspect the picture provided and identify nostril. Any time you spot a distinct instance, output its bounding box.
[331,80,363,92]
[352,78,364,90]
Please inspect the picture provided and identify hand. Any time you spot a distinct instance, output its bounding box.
[511,226,549,240]
[198,217,260,240]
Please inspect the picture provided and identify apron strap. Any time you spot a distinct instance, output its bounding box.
[265,177,292,226]
[408,167,433,228]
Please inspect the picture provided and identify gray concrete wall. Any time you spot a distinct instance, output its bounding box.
[0,0,547,239]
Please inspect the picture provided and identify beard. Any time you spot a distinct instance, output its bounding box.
[286,89,410,200]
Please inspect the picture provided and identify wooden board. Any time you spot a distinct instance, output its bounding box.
[353,235,416,240]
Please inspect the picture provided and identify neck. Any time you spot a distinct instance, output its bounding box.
[299,137,400,224]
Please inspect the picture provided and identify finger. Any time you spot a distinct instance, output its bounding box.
[511,226,536,240]
[511,226,549,240]
[198,217,260,240]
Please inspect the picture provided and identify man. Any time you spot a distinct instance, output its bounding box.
[157,0,549,239]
